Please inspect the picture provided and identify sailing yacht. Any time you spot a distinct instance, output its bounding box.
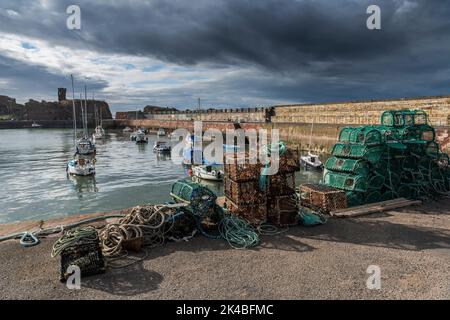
[93,126,106,140]
[67,75,96,176]
[76,87,96,155]
[92,94,106,140]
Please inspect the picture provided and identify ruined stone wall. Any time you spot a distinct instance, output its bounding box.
[0,94,113,121]
[22,99,112,121]
[272,96,450,126]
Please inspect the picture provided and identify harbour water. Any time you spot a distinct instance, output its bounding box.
[0,129,323,224]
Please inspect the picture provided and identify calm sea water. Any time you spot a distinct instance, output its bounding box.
[0,129,323,223]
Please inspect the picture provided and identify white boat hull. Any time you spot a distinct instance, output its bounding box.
[192,166,223,181]
[67,163,95,176]
[300,157,323,170]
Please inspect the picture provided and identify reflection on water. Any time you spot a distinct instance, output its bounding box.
[0,128,325,223]
[68,174,99,196]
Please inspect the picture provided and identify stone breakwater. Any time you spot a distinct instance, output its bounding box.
[110,95,450,153]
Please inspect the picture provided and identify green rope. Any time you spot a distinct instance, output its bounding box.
[299,209,327,226]
[219,215,259,249]
[51,226,99,258]
[257,223,289,235]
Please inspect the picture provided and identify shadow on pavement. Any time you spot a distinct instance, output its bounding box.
[82,261,163,296]
[294,216,450,251]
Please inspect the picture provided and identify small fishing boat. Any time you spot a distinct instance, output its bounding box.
[92,98,105,140]
[153,141,171,153]
[300,153,323,170]
[192,165,223,181]
[67,156,96,176]
[31,122,42,128]
[123,126,132,133]
[76,86,96,155]
[131,129,148,143]
[157,128,166,137]
[92,125,106,140]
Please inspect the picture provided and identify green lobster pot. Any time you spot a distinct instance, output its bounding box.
[368,174,385,190]
[401,156,419,172]
[417,124,436,142]
[345,191,364,207]
[323,171,368,192]
[324,156,370,176]
[425,142,439,158]
[331,143,385,164]
[380,190,399,201]
[398,126,421,141]
[170,179,217,217]
[397,185,415,199]
[381,109,428,127]
[383,171,401,190]
[339,126,383,146]
[365,190,382,204]
[374,159,389,176]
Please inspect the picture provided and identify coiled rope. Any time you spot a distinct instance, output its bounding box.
[99,204,176,257]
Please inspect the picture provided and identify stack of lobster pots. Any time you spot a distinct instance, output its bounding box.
[223,147,301,227]
[223,153,266,226]
[266,148,300,227]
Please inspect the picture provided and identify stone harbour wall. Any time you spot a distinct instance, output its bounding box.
[272,96,450,126]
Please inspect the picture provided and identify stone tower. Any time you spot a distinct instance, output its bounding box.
[58,88,67,102]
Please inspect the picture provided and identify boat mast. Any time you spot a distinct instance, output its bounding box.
[99,99,102,127]
[308,107,315,152]
[84,85,88,137]
[92,92,97,127]
[70,75,77,148]
[80,93,85,137]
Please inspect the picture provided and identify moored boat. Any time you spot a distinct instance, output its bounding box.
[192,165,223,181]
[300,153,323,170]
[92,125,106,140]
[131,129,148,143]
[157,128,166,137]
[67,157,96,176]
[153,141,171,153]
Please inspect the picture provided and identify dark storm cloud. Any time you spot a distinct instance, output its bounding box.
[1,0,450,109]
[0,55,108,103]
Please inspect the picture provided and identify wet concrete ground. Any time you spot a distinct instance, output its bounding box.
[0,198,449,299]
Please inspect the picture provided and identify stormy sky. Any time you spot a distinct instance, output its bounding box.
[0,0,449,113]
